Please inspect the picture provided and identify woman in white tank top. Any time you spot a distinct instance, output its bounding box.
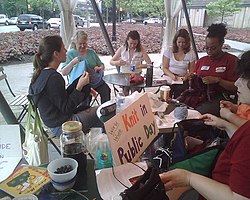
[110,30,152,95]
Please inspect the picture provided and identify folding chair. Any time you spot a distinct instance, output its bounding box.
[27,95,61,155]
[0,66,29,123]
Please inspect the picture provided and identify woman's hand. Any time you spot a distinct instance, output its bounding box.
[76,72,89,91]
[160,169,191,190]
[118,59,127,66]
[220,100,238,113]
[202,76,221,84]
[220,107,235,121]
[70,57,80,66]
[200,113,228,130]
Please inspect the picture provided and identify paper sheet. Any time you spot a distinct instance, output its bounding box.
[0,125,23,182]
[96,162,147,200]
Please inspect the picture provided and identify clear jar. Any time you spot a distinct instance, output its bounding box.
[61,121,87,190]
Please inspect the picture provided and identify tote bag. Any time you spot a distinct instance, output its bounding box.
[23,103,49,166]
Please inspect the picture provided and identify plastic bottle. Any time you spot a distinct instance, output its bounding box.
[146,63,153,86]
[115,88,125,114]
[96,134,113,169]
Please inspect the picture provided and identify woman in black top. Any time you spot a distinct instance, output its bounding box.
[29,35,103,136]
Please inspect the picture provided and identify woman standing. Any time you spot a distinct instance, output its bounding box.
[61,30,111,104]
[162,29,196,98]
[110,30,152,96]
[29,35,103,136]
[194,23,238,116]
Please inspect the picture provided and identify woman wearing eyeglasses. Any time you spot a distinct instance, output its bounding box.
[193,23,238,116]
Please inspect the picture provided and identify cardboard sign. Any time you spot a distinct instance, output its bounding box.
[0,125,22,182]
[104,93,159,166]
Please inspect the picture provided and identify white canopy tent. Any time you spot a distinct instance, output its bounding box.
[162,0,183,53]
[56,0,78,49]
[55,0,196,58]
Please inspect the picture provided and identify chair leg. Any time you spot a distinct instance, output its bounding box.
[17,105,28,123]
[90,93,100,106]
[42,129,61,155]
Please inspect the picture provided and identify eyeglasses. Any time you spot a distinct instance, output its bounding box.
[204,45,220,51]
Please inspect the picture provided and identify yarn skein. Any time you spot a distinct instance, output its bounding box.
[174,105,188,120]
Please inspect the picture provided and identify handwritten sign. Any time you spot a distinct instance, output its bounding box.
[0,125,22,182]
[104,93,159,166]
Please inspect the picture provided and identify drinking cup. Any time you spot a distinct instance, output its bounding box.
[159,86,171,102]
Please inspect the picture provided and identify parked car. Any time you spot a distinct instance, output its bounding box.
[0,14,9,25]
[8,17,18,25]
[74,15,84,27]
[122,18,136,24]
[48,18,61,28]
[17,14,51,31]
[143,17,162,25]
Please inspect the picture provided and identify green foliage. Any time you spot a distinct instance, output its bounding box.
[206,0,242,23]
[0,0,59,19]
[119,0,165,18]
[0,0,27,17]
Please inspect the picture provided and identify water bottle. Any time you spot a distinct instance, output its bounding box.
[115,88,125,113]
[146,63,153,86]
[96,134,113,169]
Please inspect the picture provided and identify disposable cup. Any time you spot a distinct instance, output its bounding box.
[159,86,171,102]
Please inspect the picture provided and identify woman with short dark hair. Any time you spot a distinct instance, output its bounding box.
[194,23,238,116]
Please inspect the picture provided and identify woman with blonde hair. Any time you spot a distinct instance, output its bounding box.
[61,30,111,104]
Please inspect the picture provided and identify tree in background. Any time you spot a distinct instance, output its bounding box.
[0,0,59,19]
[0,0,27,17]
[206,0,242,23]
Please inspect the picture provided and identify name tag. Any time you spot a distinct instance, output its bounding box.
[216,67,226,73]
[201,66,210,70]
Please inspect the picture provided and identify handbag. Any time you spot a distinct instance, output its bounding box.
[119,166,169,200]
[87,67,104,88]
[22,102,49,166]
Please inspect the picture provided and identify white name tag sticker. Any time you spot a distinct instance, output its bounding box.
[201,66,210,70]
[215,67,226,73]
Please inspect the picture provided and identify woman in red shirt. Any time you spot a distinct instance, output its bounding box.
[193,23,238,116]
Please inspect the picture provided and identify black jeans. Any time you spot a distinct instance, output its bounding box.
[94,82,111,104]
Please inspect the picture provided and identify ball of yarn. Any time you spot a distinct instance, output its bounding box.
[174,105,188,120]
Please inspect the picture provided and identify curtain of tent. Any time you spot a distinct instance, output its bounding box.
[161,0,183,53]
[56,0,78,49]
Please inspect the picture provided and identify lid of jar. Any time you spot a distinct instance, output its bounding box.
[62,121,82,133]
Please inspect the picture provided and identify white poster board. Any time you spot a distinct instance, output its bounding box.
[104,93,159,166]
[0,125,22,182]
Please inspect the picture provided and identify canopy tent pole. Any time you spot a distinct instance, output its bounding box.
[90,0,115,56]
[90,0,119,72]
[181,0,199,60]
[112,0,117,41]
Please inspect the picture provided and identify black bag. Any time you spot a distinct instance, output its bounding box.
[152,119,223,172]
[120,167,169,200]
[66,76,91,113]
[177,75,216,108]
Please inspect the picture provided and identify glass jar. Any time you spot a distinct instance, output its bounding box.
[61,121,87,190]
